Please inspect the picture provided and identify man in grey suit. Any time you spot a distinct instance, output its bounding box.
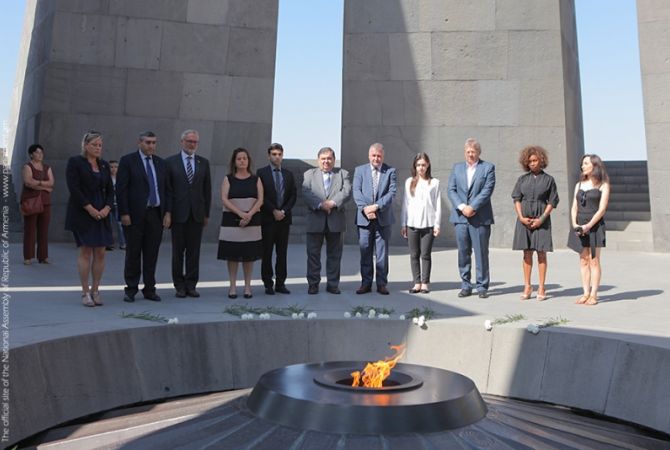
[352,143,397,295]
[447,138,496,298]
[302,147,352,294]
[164,129,212,298]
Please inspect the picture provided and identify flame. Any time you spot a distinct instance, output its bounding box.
[351,344,406,388]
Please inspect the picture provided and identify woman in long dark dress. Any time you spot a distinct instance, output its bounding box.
[569,154,610,306]
[218,148,264,299]
[512,146,559,301]
[65,131,114,307]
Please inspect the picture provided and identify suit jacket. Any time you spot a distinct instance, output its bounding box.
[117,150,170,223]
[64,155,114,233]
[352,163,397,227]
[165,152,212,223]
[302,167,351,233]
[257,165,297,225]
[447,159,496,226]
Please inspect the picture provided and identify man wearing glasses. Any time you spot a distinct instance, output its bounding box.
[164,130,212,298]
[117,131,171,303]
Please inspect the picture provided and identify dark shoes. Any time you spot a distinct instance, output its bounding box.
[377,285,390,295]
[275,285,290,294]
[187,289,200,298]
[123,293,135,303]
[478,290,489,299]
[356,285,372,295]
[228,292,238,299]
[175,289,187,298]
[265,287,275,295]
[409,288,421,294]
[308,285,319,295]
[326,286,341,294]
[144,292,162,302]
[458,289,472,298]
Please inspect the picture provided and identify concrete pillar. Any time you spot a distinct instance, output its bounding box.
[341,0,584,247]
[9,0,278,240]
[637,0,670,252]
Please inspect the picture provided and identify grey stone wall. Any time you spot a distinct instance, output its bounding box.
[341,0,584,247]
[637,0,670,252]
[9,0,278,241]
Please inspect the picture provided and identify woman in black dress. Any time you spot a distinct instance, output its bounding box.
[569,154,610,306]
[218,148,264,299]
[512,146,559,301]
[65,131,114,307]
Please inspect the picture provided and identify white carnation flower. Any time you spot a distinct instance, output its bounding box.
[417,315,426,327]
[527,324,540,335]
[368,310,376,318]
[307,312,317,319]
[298,312,305,319]
[484,319,493,331]
[344,311,352,318]
[355,312,362,318]
[412,317,419,324]
[167,317,179,325]
[399,315,406,320]
[291,313,299,319]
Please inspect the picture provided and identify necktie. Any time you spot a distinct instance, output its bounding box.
[324,172,332,194]
[186,156,194,184]
[145,156,158,206]
[273,168,284,205]
[372,168,379,200]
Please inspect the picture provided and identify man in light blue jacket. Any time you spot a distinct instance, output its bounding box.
[447,138,496,298]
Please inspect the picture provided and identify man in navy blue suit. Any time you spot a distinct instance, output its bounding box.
[353,143,397,295]
[117,131,170,303]
[447,138,496,298]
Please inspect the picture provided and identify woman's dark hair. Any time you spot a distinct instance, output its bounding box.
[409,152,432,196]
[518,145,549,171]
[229,147,253,174]
[27,144,44,157]
[580,154,609,185]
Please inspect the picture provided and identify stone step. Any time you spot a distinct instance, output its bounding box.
[609,175,650,185]
[610,183,650,194]
[608,192,650,202]
[606,220,653,232]
[607,201,651,212]
[605,210,651,221]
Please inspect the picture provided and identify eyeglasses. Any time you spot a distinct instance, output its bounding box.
[184,140,199,144]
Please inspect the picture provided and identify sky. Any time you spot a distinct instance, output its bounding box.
[0,1,647,161]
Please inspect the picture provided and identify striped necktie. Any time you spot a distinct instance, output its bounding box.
[186,156,194,184]
[372,168,379,199]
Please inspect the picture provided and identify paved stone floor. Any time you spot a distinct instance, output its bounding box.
[7,242,670,348]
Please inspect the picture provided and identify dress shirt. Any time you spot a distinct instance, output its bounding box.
[401,177,441,229]
[458,160,480,211]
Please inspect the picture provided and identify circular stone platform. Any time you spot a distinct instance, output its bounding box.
[246,361,487,434]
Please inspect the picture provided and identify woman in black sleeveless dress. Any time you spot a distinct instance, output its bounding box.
[568,154,610,306]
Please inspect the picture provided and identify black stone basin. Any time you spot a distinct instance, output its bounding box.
[246,361,487,434]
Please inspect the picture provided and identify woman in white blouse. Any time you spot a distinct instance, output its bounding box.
[401,153,441,293]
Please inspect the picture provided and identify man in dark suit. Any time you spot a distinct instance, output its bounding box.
[117,131,171,302]
[164,130,212,298]
[352,143,397,295]
[302,147,351,294]
[257,143,297,295]
[447,138,496,299]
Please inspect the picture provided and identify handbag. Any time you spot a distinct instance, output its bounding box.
[21,195,44,216]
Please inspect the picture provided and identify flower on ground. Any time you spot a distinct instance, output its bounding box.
[484,319,492,331]
[167,317,179,325]
[298,312,305,319]
[412,317,419,324]
[307,312,317,319]
[291,313,299,319]
[399,315,406,320]
[344,311,352,318]
[355,312,362,318]
[417,315,426,327]
[527,324,540,335]
[368,309,376,318]
[259,313,271,320]
[242,313,254,320]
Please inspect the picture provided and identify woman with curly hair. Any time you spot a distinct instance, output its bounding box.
[511,145,559,301]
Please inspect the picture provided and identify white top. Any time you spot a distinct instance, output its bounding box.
[401,177,441,229]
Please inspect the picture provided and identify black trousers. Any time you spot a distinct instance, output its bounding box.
[171,216,204,290]
[407,226,435,284]
[261,220,290,288]
[123,208,163,295]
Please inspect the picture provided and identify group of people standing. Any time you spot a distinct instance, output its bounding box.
[20,133,609,307]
